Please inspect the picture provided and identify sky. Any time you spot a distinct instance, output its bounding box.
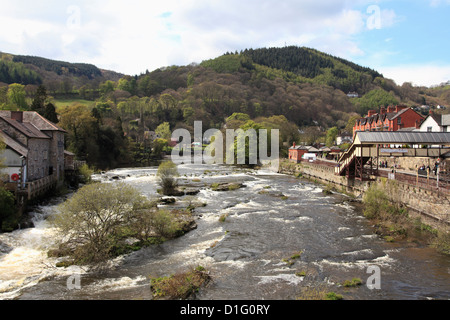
[0,0,449,87]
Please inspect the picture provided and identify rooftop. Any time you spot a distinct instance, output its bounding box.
[355,131,450,145]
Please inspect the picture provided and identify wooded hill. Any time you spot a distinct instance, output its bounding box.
[1,46,449,169]
[0,51,123,93]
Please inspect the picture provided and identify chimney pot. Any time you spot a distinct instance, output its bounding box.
[11,111,23,123]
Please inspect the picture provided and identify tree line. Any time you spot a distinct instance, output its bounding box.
[0,59,42,85]
[12,55,102,80]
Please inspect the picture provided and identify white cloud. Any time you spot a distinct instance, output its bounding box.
[429,0,450,7]
[380,64,450,87]
[0,0,401,76]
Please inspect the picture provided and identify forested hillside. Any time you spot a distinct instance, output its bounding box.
[0,58,42,85]
[1,46,449,169]
[0,51,123,93]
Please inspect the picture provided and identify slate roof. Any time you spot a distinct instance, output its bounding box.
[0,131,28,157]
[0,116,50,139]
[356,131,450,145]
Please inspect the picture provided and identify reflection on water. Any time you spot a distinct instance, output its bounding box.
[1,162,449,300]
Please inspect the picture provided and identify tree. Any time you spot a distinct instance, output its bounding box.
[43,102,58,123]
[99,80,116,97]
[59,104,98,162]
[51,182,151,264]
[155,122,172,140]
[31,85,47,113]
[157,161,179,195]
[0,138,17,232]
[345,114,360,134]
[0,187,16,232]
[325,127,339,147]
[7,83,27,109]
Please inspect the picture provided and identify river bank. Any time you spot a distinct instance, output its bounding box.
[278,159,450,255]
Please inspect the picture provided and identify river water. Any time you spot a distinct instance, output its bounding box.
[0,161,449,300]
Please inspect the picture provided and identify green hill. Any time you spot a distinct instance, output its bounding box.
[0,51,123,88]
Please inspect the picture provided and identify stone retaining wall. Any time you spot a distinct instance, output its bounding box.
[279,160,449,231]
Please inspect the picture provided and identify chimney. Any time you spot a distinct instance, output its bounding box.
[11,111,23,123]
[293,142,296,148]
[380,107,386,115]
[387,106,396,113]
[395,105,407,113]
[415,120,421,129]
[368,110,377,117]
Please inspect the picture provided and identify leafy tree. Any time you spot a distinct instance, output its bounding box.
[99,80,116,97]
[0,86,8,107]
[353,89,399,115]
[51,182,151,265]
[0,139,17,232]
[325,127,339,147]
[157,161,179,195]
[7,83,27,109]
[0,187,16,232]
[155,122,172,140]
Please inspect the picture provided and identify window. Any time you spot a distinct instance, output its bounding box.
[397,117,402,125]
[427,127,433,132]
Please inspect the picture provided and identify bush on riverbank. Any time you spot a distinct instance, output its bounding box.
[0,186,18,232]
[363,183,449,255]
[150,266,211,300]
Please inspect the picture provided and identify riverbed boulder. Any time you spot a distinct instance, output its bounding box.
[210,182,245,191]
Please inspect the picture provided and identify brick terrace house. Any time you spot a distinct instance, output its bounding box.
[0,111,66,185]
[353,106,425,136]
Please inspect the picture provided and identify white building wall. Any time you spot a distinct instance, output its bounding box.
[419,117,441,132]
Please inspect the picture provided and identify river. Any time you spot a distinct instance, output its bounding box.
[0,161,449,300]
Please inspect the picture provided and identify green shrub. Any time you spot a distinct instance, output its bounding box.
[78,163,94,183]
[342,278,362,287]
[325,292,343,300]
[157,161,179,195]
[150,266,211,300]
[0,187,17,232]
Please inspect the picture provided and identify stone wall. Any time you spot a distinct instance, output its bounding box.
[279,160,449,231]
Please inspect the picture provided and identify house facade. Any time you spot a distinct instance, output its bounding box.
[353,106,425,136]
[419,112,450,133]
[0,111,66,185]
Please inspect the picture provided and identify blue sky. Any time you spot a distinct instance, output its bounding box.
[0,0,449,87]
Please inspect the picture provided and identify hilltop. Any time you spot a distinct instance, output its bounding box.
[0,51,123,90]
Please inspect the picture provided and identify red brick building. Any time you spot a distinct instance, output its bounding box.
[288,143,309,163]
[353,106,424,136]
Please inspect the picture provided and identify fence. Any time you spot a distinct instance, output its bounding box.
[23,174,58,200]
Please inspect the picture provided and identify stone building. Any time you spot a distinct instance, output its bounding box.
[0,111,66,186]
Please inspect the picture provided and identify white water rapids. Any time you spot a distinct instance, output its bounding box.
[1,163,449,300]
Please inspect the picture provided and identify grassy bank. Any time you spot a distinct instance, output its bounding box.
[363,182,449,255]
